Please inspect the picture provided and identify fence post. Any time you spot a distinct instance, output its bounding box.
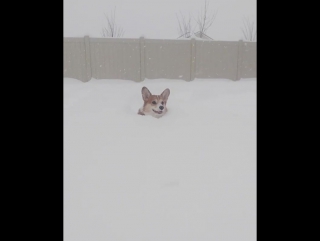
[139,36,145,82]
[190,38,196,81]
[236,40,244,81]
[84,35,92,82]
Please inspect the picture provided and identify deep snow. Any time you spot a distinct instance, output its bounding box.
[64,77,256,241]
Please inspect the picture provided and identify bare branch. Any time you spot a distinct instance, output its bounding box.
[241,16,256,41]
[102,7,124,38]
[176,12,193,38]
[195,0,217,37]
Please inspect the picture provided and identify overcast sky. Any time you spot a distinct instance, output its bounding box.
[64,0,256,41]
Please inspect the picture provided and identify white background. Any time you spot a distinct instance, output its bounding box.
[64,0,256,40]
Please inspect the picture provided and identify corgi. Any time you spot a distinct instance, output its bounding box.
[138,87,170,118]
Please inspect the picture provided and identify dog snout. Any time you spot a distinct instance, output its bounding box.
[159,106,164,110]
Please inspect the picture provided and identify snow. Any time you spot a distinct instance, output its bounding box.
[64,77,256,241]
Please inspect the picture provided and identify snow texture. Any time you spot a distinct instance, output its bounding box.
[64,77,256,241]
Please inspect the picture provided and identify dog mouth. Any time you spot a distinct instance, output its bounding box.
[152,109,163,114]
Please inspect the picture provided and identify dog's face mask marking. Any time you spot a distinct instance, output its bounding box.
[139,87,170,118]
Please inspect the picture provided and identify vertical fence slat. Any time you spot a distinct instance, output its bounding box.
[236,40,244,81]
[84,35,92,82]
[139,37,145,82]
[190,38,196,81]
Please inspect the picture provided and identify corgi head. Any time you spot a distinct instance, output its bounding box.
[138,87,170,118]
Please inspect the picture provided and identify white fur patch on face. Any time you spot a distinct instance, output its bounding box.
[152,109,163,114]
[142,103,167,118]
[150,109,166,118]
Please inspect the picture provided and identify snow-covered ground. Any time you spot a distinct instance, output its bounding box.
[64,77,256,241]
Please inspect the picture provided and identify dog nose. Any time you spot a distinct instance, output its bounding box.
[159,106,164,110]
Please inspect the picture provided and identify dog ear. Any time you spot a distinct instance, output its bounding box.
[160,88,170,101]
[141,87,152,101]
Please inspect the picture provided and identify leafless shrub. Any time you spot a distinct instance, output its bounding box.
[176,12,194,38]
[241,16,256,41]
[102,8,125,38]
[195,0,217,37]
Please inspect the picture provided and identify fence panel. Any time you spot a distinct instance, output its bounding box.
[63,38,88,82]
[63,36,256,82]
[144,39,191,81]
[195,41,239,81]
[90,38,140,82]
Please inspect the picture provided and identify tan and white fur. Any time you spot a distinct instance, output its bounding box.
[138,87,170,118]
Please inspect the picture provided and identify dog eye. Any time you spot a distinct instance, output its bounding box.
[161,101,164,105]
[152,101,156,104]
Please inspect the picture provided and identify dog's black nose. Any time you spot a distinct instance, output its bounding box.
[159,106,164,110]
